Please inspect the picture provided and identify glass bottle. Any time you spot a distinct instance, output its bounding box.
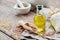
[34,5,46,35]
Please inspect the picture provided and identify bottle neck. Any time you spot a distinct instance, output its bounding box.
[36,5,43,15]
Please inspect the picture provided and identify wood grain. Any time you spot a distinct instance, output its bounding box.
[0,0,35,40]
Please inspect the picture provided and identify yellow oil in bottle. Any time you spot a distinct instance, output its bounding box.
[34,5,46,35]
[34,14,46,35]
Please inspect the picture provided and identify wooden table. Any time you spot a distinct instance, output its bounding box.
[0,0,35,24]
[0,31,13,40]
[0,0,35,40]
[0,0,35,27]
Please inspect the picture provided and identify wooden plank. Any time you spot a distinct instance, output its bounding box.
[0,0,35,40]
[0,31,13,40]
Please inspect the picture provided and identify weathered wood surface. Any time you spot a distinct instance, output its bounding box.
[0,0,35,26]
[0,31,13,40]
[0,0,35,40]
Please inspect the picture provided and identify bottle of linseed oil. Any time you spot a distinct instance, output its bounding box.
[34,5,46,35]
